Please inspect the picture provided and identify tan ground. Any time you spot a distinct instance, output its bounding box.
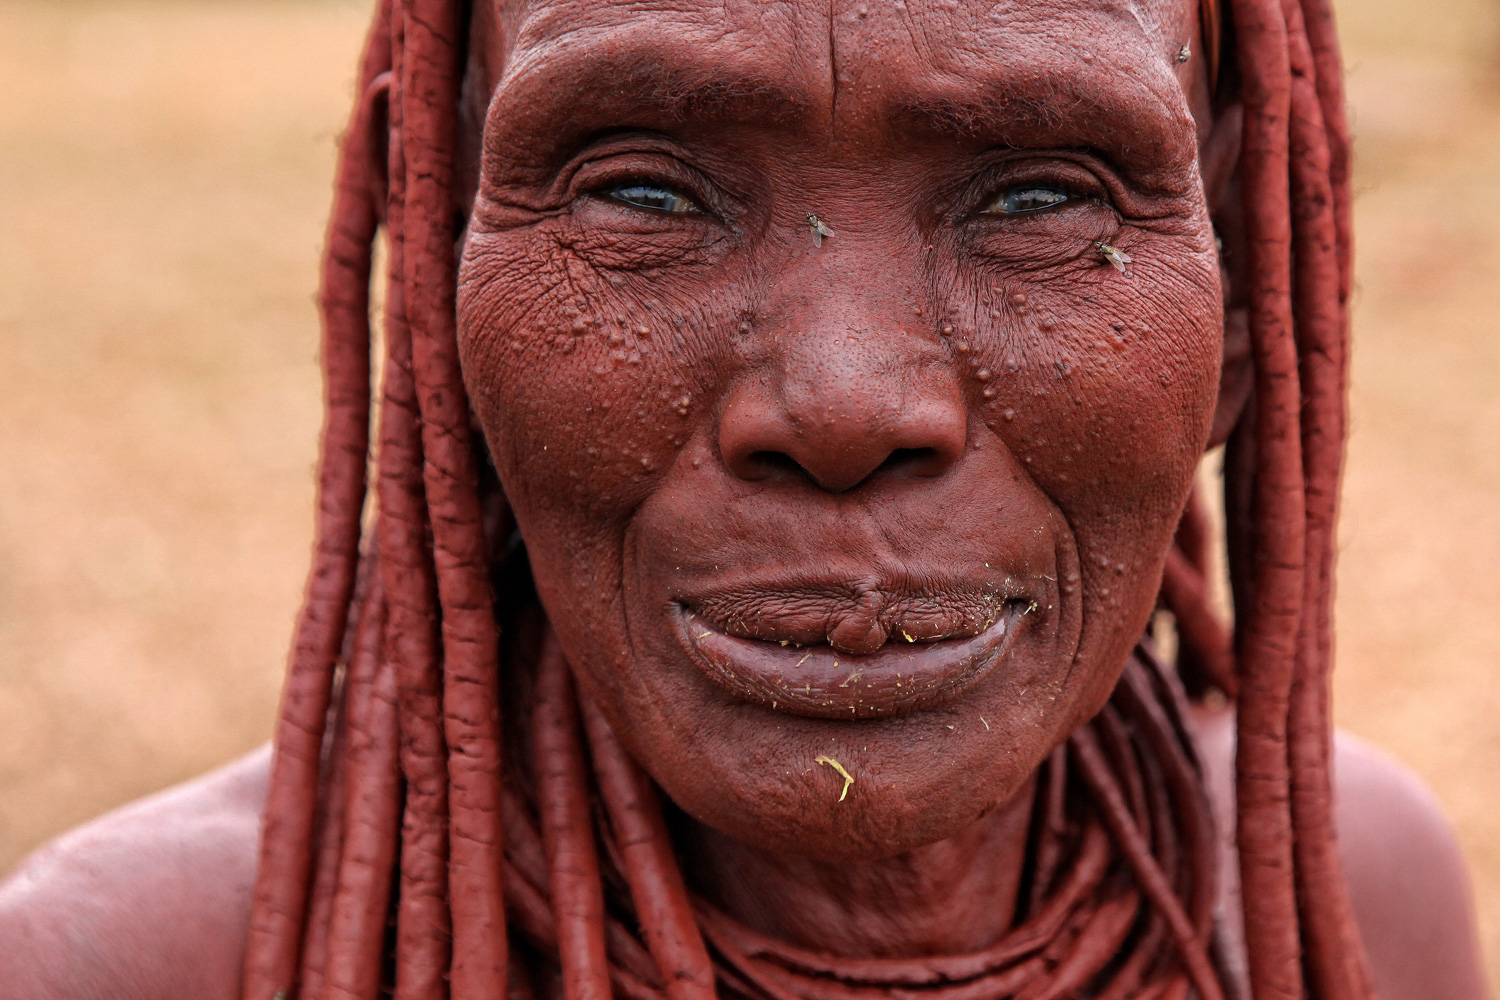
[0,0,1495,985]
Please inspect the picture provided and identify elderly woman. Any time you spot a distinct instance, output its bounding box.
[0,0,1489,998]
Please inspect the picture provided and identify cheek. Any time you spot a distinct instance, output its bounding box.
[988,247,1218,485]
[1002,287,1220,513]
[957,240,1222,676]
[456,231,723,528]
[456,227,762,680]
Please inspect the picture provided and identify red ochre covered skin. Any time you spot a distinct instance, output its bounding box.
[247,0,1373,996]
[458,0,1222,868]
[2,1,1492,1000]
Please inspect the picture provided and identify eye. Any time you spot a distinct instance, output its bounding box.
[605,183,699,215]
[983,186,1072,215]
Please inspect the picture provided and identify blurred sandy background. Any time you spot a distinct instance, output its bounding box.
[1,0,1497,982]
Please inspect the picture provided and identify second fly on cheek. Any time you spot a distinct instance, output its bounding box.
[973,181,1133,272]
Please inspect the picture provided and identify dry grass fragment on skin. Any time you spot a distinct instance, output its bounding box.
[815,754,855,802]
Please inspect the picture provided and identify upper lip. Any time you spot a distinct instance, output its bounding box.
[671,575,1034,719]
[679,575,1032,653]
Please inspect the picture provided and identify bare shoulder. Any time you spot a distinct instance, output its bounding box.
[0,745,271,1000]
[1330,731,1492,1000]
[1192,708,1492,1000]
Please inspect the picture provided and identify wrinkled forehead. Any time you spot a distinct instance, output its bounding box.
[474,0,1199,169]
[492,0,1189,68]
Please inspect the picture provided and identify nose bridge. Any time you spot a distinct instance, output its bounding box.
[782,311,900,420]
[716,264,966,493]
[770,264,931,413]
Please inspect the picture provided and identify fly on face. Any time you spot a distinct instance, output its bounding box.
[1094,241,1132,273]
[1177,42,1191,64]
[807,213,835,247]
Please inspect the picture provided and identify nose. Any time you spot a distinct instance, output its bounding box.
[718,341,967,494]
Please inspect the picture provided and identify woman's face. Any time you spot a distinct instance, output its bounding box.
[457,0,1221,861]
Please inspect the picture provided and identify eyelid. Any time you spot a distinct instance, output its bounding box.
[982,186,1072,215]
[560,139,726,221]
[603,182,703,215]
[959,153,1117,221]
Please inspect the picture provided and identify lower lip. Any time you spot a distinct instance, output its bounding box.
[673,603,1028,720]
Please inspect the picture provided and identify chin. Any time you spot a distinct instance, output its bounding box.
[690,748,1038,863]
[575,619,1110,863]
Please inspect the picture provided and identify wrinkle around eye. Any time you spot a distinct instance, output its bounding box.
[551,220,734,272]
[966,233,1100,276]
[470,188,570,232]
[961,210,1122,277]
[467,187,733,272]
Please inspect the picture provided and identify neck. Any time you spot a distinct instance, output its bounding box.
[676,778,1037,959]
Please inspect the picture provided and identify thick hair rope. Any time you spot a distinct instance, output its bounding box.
[241,0,1372,997]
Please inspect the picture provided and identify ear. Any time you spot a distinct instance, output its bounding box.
[1200,103,1252,450]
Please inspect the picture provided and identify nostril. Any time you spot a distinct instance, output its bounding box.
[878,447,949,479]
[718,381,967,492]
[742,446,952,491]
[743,450,804,481]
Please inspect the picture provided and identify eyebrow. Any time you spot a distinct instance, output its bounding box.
[875,11,1194,173]
[886,71,1193,176]
[485,36,818,160]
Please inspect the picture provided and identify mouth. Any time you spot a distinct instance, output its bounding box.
[672,599,1031,720]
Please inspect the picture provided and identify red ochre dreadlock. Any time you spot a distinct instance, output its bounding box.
[241,0,1371,996]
